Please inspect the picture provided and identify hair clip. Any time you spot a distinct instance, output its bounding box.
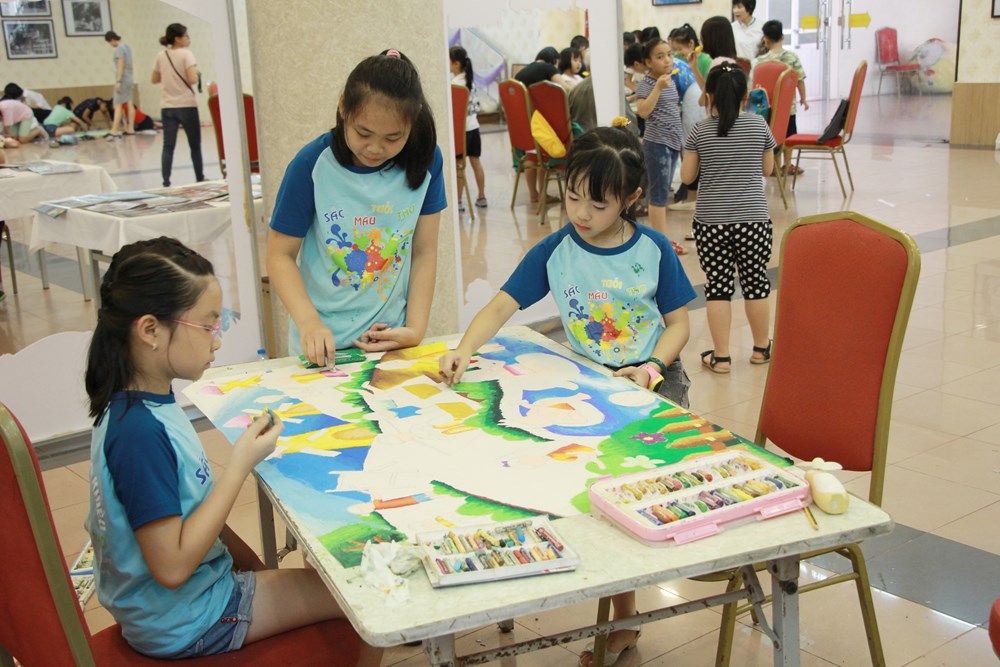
[610,116,631,127]
[385,49,402,59]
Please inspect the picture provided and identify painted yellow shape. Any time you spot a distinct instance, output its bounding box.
[280,423,376,453]
[291,370,331,383]
[549,402,575,411]
[217,376,262,392]
[435,516,457,528]
[438,401,476,419]
[849,12,871,27]
[800,15,818,29]
[371,341,450,390]
[274,402,321,420]
[405,383,442,399]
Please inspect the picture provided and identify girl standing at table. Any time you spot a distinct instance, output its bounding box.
[267,49,446,365]
[152,23,204,186]
[84,237,381,665]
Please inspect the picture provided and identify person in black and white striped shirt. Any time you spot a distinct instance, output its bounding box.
[680,62,775,374]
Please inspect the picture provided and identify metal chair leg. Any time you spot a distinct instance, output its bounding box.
[1,222,17,295]
[844,544,886,667]
[714,570,743,667]
[841,145,855,191]
[791,149,802,190]
[877,71,884,95]
[510,166,521,210]
[830,150,847,198]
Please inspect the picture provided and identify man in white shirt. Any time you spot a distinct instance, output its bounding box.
[732,0,764,61]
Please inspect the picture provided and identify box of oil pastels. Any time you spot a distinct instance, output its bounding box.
[414,517,579,588]
[589,450,811,545]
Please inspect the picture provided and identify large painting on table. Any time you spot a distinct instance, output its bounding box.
[186,330,778,567]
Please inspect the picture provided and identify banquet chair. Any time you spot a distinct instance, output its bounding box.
[786,60,867,198]
[450,84,474,221]
[0,400,362,667]
[768,68,799,209]
[735,57,752,76]
[750,61,789,110]
[497,79,541,211]
[207,93,260,178]
[991,597,1000,658]
[0,221,17,296]
[710,212,920,667]
[875,28,921,96]
[528,81,573,225]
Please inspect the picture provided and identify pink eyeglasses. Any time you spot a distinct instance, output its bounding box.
[171,318,223,339]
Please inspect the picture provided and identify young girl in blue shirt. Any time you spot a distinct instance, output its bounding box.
[268,49,448,366]
[85,237,381,665]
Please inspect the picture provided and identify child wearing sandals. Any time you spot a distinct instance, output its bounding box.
[681,62,775,373]
[449,46,487,210]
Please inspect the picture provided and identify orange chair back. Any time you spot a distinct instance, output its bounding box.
[751,61,789,109]
[769,68,798,145]
[843,61,867,139]
[735,57,752,75]
[528,81,572,160]
[756,214,919,505]
[498,78,536,154]
[875,28,901,65]
[450,84,468,157]
[207,93,260,170]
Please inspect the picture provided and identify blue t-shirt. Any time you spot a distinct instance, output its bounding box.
[86,391,234,658]
[502,223,696,367]
[270,133,448,352]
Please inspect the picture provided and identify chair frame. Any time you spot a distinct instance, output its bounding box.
[875,28,921,97]
[528,80,572,226]
[712,211,921,667]
[450,84,475,222]
[768,67,798,210]
[0,221,18,296]
[497,79,541,212]
[207,93,260,178]
[788,61,867,199]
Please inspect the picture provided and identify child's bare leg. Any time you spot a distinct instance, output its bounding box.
[745,297,770,360]
[648,204,667,235]
[526,169,539,203]
[126,102,136,133]
[110,105,123,135]
[579,591,639,667]
[706,299,732,370]
[469,155,486,200]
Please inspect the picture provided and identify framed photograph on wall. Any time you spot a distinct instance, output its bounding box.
[0,1,51,18]
[652,0,701,5]
[61,0,111,36]
[2,19,57,59]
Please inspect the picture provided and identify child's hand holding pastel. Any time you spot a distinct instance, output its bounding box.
[353,322,420,352]
[656,73,673,88]
[438,350,471,386]
[299,320,336,367]
[230,410,284,474]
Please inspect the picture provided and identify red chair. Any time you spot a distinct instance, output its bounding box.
[786,60,867,198]
[875,28,920,96]
[497,79,541,210]
[450,84,475,221]
[207,93,260,178]
[991,597,1000,658]
[750,60,789,110]
[0,400,363,666]
[710,212,921,667]
[768,68,798,209]
[735,57,752,76]
[528,81,572,225]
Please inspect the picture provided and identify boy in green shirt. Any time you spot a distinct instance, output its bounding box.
[756,20,809,175]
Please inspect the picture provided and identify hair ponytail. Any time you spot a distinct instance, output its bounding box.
[85,237,214,423]
[449,46,474,91]
[566,124,645,218]
[705,63,747,136]
[159,23,186,47]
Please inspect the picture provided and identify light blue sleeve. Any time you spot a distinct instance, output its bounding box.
[269,134,330,237]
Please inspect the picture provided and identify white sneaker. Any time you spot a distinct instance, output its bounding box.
[668,200,697,211]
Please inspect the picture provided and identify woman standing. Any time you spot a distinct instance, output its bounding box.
[151,23,204,187]
[104,31,135,138]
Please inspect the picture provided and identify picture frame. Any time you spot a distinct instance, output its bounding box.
[2,19,57,59]
[61,0,111,37]
[0,1,51,18]
[651,0,701,5]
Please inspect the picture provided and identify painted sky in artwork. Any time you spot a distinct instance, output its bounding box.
[186,331,774,567]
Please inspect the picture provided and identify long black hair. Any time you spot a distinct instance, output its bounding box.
[331,49,436,190]
[705,62,747,136]
[85,237,215,423]
[449,46,474,91]
[559,47,580,75]
[701,16,738,60]
[565,126,645,218]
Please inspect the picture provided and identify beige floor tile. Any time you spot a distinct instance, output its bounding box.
[41,465,91,510]
[67,459,90,481]
[895,437,1000,493]
[906,306,977,335]
[85,604,117,635]
[387,622,575,666]
[845,465,999,533]
[639,627,838,666]
[703,398,765,430]
[51,500,92,558]
[938,367,1000,405]
[931,500,1000,556]
[901,627,998,667]
[890,390,1000,437]
[968,422,1000,446]
[894,354,981,390]
[905,335,1000,370]
[687,376,764,416]
[199,427,235,466]
[885,420,960,465]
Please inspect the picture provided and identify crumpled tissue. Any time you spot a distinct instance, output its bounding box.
[360,541,423,606]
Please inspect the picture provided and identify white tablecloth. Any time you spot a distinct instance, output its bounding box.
[0,162,116,221]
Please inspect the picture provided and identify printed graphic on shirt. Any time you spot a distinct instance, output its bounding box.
[324,220,413,297]
[564,275,655,364]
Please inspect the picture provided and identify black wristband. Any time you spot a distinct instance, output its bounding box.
[647,356,669,376]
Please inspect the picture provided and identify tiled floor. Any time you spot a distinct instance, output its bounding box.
[3,92,1000,665]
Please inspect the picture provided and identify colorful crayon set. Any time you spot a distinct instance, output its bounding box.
[589,451,811,545]
[415,518,579,587]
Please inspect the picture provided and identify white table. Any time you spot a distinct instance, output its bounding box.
[0,161,115,292]
[191,330,894,667]
[29,187,235,304]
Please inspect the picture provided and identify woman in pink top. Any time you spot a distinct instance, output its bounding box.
[151,23,204,187]
[0,97,45,145]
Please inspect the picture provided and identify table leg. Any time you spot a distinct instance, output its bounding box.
[497,619,514,633]
[424,634,457,667]
[88,249,101,307]
[75,247,92,302]
[256,480,279,570]
[769,555,801,667]
[37,249,50,289]
[592,595,612,667]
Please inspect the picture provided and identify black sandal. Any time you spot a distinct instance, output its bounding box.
[750,340,772,365]
[701,350,731,374]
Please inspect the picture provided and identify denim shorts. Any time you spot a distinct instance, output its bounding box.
[642,141,680,207]
[172,571,256,659]
[654,358,691,409]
